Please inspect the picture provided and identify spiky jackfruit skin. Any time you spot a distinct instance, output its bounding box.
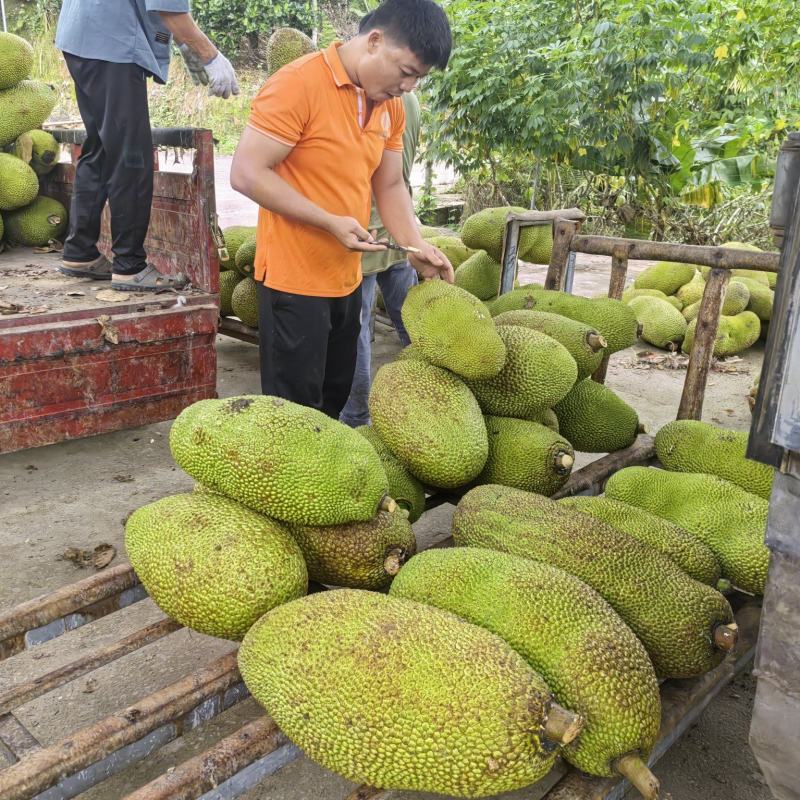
[732,276,773,321]
[0,80,57,147]
[394,341,427,362]
[621,287,683,310]
[494,309,606,379]
[238,589,560,796]
[170,396,389,525]
[218,270,242,316]
[233,235,256,277]
[124,493,307,640]
[605,467,769,594]
[369,360,488,489]
[452,485,735,678]
[479,417,574,495]
[682,311,760,357]
[675,271,705,307]
[721,280,752,315]
[559,496,721,586]
[0,32,33,89]
[655,420,773,500]
[533,407,560,432]
[266,27,315,76]
[221,225,256,268]
[0,153,38,210]
[454,249,503,300]
[634,261,697,295]
[419,224,458,239]
[355,425,425,522]
[553,379,639,453]
[401,280,506,380]
[461,206,553,263]
[10,129,59,175]
[391,548,661,777]
[628,296,687,349]
[2,195,67,246]
[463,326,577,420]
[231,276,259,327]
[288,510,416,590]
[424,235,475,268]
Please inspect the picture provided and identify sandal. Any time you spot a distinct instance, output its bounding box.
[59,254,113,280]
[111,264,188,292]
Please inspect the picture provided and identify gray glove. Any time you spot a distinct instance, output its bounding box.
[177,43,209,86]
[204,51,239,99]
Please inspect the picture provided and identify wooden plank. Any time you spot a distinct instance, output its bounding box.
[218,317,259,345]
[0,716,42,762]
[591,252,629,384]
[499,219,522,294]
[545,219,579,291]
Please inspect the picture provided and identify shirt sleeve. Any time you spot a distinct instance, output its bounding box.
[384,97,406,153]
[145,0,190,11]
[248,67,311,147]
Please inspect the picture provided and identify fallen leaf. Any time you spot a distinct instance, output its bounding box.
[96,289,134,303]
[82,678,99,694]
[96,314,120,345]
[60,543,117,570]
[113,474,134,483]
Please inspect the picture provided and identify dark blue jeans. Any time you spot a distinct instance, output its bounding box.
[339,261,418,427]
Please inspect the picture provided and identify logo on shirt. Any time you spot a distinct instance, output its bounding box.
[381,110,391,140]
[155,31,170,44]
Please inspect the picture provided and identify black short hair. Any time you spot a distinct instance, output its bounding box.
[359,0,451,71]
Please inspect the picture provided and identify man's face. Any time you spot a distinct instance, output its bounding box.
[360,31,430,102]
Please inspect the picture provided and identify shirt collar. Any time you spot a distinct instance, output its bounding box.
[322,42,357,89]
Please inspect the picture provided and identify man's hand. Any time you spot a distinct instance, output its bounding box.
[177,43,209,85]
[205,52,239,99]
[409,242,454,283]
[327,216,391,252]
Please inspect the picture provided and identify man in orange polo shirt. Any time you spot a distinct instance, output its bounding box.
[230,0,453,417]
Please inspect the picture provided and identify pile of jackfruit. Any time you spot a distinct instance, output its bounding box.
[0,32,66,250]
[621,241,777,357]
[217,224,259,325]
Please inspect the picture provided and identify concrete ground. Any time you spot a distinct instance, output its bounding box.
[0,162,772,799]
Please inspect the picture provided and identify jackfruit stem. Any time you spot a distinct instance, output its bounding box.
[543,703,584,745]
[615,754,660,800]
[713,622,739,652]
[716,578,733,594]
[379,495,398,514]
[586,332,608,352]
[383,548,406,576]
[554,452,575,473]
[637,422,647,434]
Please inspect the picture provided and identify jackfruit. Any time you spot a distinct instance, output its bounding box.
[356,425,426,522]
[219,269,242,316]
[655,419,773,500]
[390,548,661,786]
[494,309,607,379]
[605,467,770,594]
[0,32,33,89]
[401,280,506,380]
[634,261,697,295]
[231,276,259,328]
[461,206,553,263]
[369,359,488,489]
[0,153,38,210]
[2,195,67,246]
[558,496,721,587]
[239,589,572,796]
[621,287,682,310]
[424,235,475,268]
[463,325,578,419]
[10,129,59,175]
[535,407,560,432]
[266,27,315,77]
[553,379,639,453]
[675,271,705,307]
[124,493,307,640]
[682,300,700,323]
[454,249,503,300]
[733,276,773,321]
[484,285,542,316]
[233,235,256,277]
[0,80,57,148]
[419,224,457,239]
[170,395,389,525]
[682,311,760,357]
[767,270,778,289]
[452,484,737,678]
[221,224,256,268]
[628,296,687,349]
[723,280,752,315]
[394,341,427,363]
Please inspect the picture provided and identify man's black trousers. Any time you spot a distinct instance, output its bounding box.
[63,54,153,274]
[257,283,362,419]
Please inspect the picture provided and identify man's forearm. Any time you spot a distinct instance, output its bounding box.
[159,12,217,62]
[374,181,423,247]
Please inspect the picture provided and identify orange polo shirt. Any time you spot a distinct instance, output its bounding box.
[247,43,406,297]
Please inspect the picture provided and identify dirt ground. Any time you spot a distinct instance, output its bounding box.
[0,163,773,799]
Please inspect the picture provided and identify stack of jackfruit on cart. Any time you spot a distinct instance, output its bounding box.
[0,32,66,250]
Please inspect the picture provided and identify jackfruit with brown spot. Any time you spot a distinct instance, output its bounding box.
[233,234,256,277]
[10,129,59,175]
[2,195,67,246]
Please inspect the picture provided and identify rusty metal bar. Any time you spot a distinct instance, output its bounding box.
[218,317,258,345]
[0,716,41,763]
[0,618,181,716]
[677,267,731,420]
[545,219,580,291]
[591,251,630,383]
[571,235,780,272]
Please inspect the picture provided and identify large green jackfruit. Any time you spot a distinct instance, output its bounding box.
[170,395,389,525]
[553,379,640,453]
[424,235,475,268]
[124,493,307,640]
[356,425,425,521]
[231,276,259,327]
[2,195,67,246]
[628,296,687,349]
[733,276,773,321]
[558,496,721,587]
[494,309,606,379]
[655,419,773,500]
[0,32,33,89]
[634,261,697,295]
[401,279,506,380]
[452,484,737,678]
[682,311,760,357]
[463,325,577,419]
[10,129,59,175]
[0,153,38,210]
[454,249,503,300]
[621,287,682,310]
[391,548,661,783]
[266,27,315,76]
[0,80,57,147]
[480,416,574,495]
[675,271,705,307]
[221,225,256,268]
[419,224,458,239]
[370,359,488,489]
[239,589,569,796]
[605,467,770,594]
[233,235,256,277]
[219,270,243,316]
[461,206,553,263]
[682,285,750,322]
[288,510,416,590]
